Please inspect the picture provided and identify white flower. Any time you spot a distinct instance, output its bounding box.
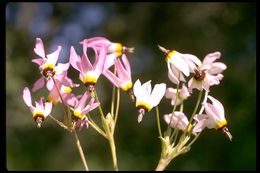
[133,79,166,123]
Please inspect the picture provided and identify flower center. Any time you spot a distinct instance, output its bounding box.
[193,69,206,81]
[33,114,45,128]
[42,65,55,79]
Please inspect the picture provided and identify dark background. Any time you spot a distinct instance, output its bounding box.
[6,2,256,170]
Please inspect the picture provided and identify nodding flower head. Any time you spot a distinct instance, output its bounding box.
[133,79,166,123]
[23,87,52,128]
[193,95,232,141]
[103,54,133,93]
[69,41,108,93]
[158,45,201,85]
[68,91,100,130]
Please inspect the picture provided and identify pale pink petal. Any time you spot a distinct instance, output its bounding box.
[188,78,203,93]
[208,62,227,74]
[23,87,32,106]
[32,58,45,66]
[149,83,166,107]
[32,77,45,92]
[168,53,190,76]
[46,80,54,91]
[115,58,130,80]
[165,88,176,99]
[183,54,202,67]
[55,62,70,75]
[82,102,100,114]
[46,46,62,65]
[104,53,118,70]
[34,38,46,59]
[202,52,221,66]
[207,96,225,119]
[76,92,89,111]
[44,102,52,117]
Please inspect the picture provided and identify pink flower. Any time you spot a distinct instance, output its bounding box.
[188,52,227,92]
[165,85,190,106]
[69,41,107,91]
[133,79,166,123]
[82,37,134,70]
[158,45,201,84]
[32,38,70,92]
[68,91,100,130]
[103,54,133,92]
[23,87,52,127]
[47,71,79,105]
[164,111,190,131]
[193,95,232,140]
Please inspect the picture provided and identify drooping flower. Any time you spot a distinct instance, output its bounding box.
[133,79,166,123]
[188,51,227,92]
[68,91,100,131]
[103,54,133,93]
[69,41,107,92]
[23,87,52,127]
[165,85,190,106]
[193,95,232,141]
[82,37,134,70]
[32,38,70,92]
[164,111,198,133]
[158,45,201,84]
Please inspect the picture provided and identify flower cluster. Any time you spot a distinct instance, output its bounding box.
[22,37,231,171]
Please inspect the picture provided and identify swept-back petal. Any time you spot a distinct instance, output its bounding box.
[34,38,46,59]
[23,87,32,106]
[149,83,166,107]
[46,46,62,66]
[32,77,45,92]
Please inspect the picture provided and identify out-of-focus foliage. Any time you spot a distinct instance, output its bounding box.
[6,2,256,170]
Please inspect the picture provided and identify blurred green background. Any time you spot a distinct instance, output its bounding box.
[6,2,256,171]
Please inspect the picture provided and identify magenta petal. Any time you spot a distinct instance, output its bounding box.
[34,38,46,59]
[32,77,45,92]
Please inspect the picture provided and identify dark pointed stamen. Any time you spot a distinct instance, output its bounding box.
[220,126,232,141]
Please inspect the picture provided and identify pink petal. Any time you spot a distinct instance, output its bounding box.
[76,92,89,111]
[46,79,54,91]
[142,80,152,96]
[34,38,46,59]
[23,87,32,106]
[121,54,131,74]
[93,46,107,74]
[208,62,227,74]
[102,69,120,87]
[32,77,45,92]
[55,62,70,75]
[208,96,225,119]
[202,52,221,66]
[69,46,81,71]
[32,58,45,66]
[46,45,62,65]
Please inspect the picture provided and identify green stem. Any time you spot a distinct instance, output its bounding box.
[48,114,70,132]
[155,106,162,138]
[107,133,118,171]
[114,88,120,126]
[72,130,89,171]
[88,118,107,138]
[94,89,105,118]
